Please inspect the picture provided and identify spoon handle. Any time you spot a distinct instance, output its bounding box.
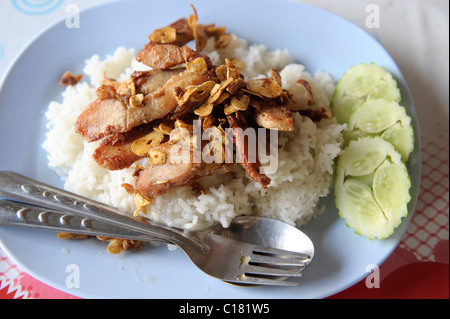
[0,171,207,251]
[0,199,171,244]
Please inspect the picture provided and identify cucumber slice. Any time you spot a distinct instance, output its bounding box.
[332,63,401,123]
[349,99,410,133]
[352,171,376,187]
[336,177,393,239]
[339,136,401,176]
[331,93,357,125]
[342,129,377,147]
[382,122,414,162]
[373,159,410,226]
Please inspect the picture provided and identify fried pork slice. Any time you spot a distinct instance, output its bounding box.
[75,69,217,142]
[92,124,156,170]
[131,68,183,95]
[75,97,127,142]
[133,143,234,198]
[244,71,295,132]
[136,42,213,70]
[254,105,294,132]
[226,113,271,189]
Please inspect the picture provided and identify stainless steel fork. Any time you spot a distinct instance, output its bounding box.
[0,171,312,286]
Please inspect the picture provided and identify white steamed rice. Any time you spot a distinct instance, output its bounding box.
[42,35,345,230]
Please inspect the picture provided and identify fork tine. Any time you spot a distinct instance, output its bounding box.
[227,275,301,287]
[252,246,311,261]
[242,264,305,277]
[248,253,307,267]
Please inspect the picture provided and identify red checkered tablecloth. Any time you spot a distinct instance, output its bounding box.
[0,256,79,299]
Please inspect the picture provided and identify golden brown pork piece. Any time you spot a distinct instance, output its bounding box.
[254,105,294,132]
[133,143,234,198]
[135,42,213,70]
[92,123,157,171]
[75,68,217,142]
[131,69,182,95]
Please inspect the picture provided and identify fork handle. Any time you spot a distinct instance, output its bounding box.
[0,171,207,252]
[0,199,171,244]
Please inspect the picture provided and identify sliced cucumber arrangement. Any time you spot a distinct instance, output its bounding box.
[332,63,414,240]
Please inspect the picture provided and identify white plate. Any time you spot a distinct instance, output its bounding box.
[0,0,421,299]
